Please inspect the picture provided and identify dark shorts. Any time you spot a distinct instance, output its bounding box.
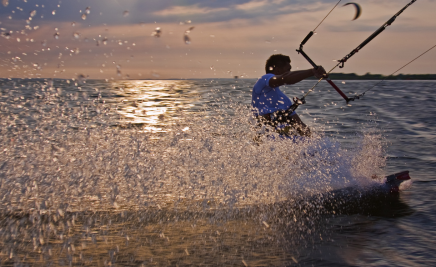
[257,109,297,128]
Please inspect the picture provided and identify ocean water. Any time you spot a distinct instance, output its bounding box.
[0,78,435,266]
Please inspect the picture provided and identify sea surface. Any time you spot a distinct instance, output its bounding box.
[0,78,435,266]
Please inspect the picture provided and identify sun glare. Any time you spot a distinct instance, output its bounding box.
[110,80,196,132]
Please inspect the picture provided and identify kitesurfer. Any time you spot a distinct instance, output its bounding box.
[252,54,327,137]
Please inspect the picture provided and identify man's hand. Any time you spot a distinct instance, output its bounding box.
[312,66,328,79]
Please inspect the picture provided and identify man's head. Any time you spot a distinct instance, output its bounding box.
[265,54,291,75]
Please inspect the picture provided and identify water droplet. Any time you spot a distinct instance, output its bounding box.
[342,81,346,84]
[85,7,91,14]
[116,65,122,76]
[102,37,108,45]
[29,10,37,17]
[152,27,161,37]
[81,13,87,20]
[185,26,194,35]
[123,10,129,17]
[73,32,80,39]
[41,40,47,46]
[2,32,11,39]
[151,71,160,78]
[2,0,8,7]
[52,10,56,15]
[54,32,59,39]
[16,37,20,42]
[183,34,190,44]
[179,20,192,25]
[71,21,76,27]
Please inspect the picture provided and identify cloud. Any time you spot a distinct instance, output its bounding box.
[153,5,229,16]
[0,0,333,25]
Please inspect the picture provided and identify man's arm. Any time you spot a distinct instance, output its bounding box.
[269,67,327,88]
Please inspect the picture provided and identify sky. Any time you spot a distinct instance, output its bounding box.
[0,0,435,79]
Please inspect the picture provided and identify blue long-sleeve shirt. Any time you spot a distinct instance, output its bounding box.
[251,73,294,116]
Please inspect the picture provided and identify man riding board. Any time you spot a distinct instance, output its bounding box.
[252,54,327,137]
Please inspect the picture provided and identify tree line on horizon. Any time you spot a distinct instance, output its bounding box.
[310,73,436,80]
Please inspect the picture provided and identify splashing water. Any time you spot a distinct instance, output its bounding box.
[0,79,385,211]
[0,79,387,265]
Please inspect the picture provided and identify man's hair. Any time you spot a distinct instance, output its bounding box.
[265,54,291,74]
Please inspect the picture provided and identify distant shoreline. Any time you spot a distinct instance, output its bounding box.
[307,73,436,80]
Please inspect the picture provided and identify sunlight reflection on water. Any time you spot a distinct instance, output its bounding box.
[110,80,200,133]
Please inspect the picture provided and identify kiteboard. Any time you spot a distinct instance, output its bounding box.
[315,170,413,216]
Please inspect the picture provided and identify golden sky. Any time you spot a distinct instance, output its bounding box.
[0,0,435,79]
